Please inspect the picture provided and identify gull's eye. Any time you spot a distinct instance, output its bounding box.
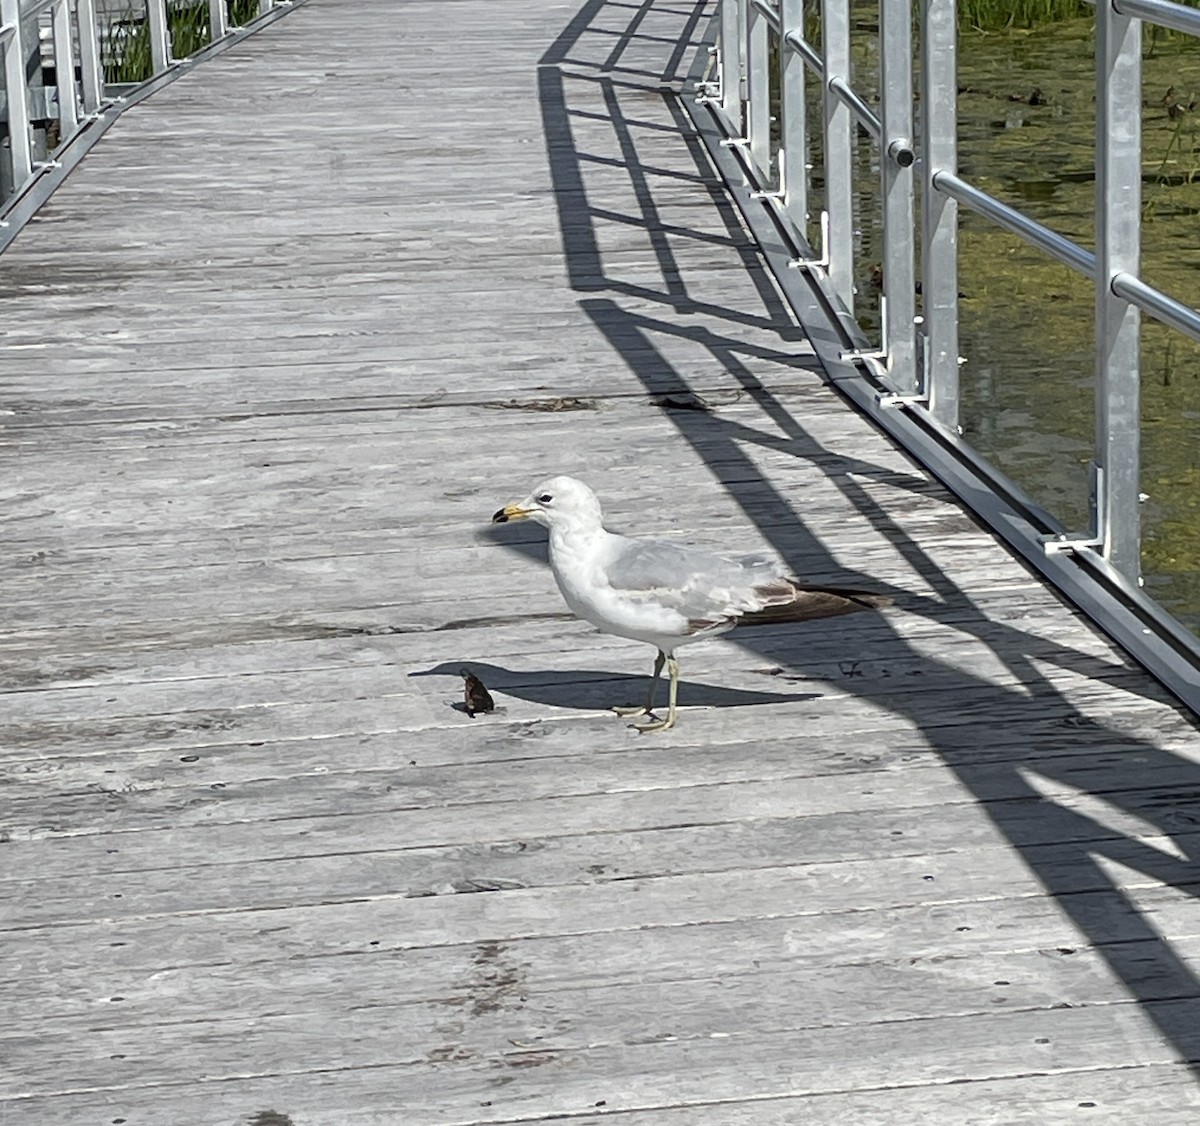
[537,493,553,504]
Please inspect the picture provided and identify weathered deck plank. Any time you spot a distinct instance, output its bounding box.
[3,0,1200,1122]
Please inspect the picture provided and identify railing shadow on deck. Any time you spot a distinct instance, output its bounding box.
[497,0,1200,1080]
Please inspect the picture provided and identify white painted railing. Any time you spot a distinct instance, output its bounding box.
[0,0,289,208]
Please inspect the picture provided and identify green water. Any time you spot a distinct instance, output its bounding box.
[793,14,1200,631]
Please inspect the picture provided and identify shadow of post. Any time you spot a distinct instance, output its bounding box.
[532,0,1200,1075]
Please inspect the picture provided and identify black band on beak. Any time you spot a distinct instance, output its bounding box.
[491,508,509,524]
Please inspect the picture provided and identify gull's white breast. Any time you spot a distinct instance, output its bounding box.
[547,526,694,647]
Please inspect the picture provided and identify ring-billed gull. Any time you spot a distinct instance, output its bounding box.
[492,476,892,732]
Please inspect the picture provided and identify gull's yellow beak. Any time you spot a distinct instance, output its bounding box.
[492,502,533,524]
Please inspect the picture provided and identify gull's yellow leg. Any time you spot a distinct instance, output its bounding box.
[632,654,679,733]
[613,649,665,717]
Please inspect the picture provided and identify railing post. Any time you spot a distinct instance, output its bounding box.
[879,0,916,393]
[1094,0,1142,582]
[147,0,172,73]
[210,0,228,40]
[744,0,770,178]
[1,0,32,186]
[719,0,743,130]
[779,0,807,239]
[76,0,105,114]
[50,0,77,139]
[821,0,855,313]
[920,0,960,429]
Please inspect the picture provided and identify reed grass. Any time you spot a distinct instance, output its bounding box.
[957,0,1090,32]
[103,1,264,85]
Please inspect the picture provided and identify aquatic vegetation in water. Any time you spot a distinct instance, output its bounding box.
[957,1,1090,33]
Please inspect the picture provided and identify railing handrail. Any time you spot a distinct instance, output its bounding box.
[931,170,1098,280]
[1115,0,1200,36]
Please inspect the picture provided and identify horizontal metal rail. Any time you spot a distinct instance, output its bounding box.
[782,29,821,76]
[932,171,1200,348]
[780,29,884,141]
[1113,272,1200,345]
[749,0,781,31]
[828,75,881,141]
[1114,0,1200,35]
[693,0,1200,719]
[932,171,1096,278]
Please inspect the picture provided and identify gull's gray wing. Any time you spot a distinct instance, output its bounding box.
[602,536,792,625]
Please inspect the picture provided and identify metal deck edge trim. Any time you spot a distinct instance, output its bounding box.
[0,0,313,256]
[681,18,1200,722]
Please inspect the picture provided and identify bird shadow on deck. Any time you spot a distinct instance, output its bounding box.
[412,660,821,713]
[527,0,1200,1078]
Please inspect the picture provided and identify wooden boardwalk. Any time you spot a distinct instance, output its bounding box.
[3,0,1200,1122]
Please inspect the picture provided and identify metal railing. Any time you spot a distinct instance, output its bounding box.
[0,0,289,210]
[688,0,1200,713]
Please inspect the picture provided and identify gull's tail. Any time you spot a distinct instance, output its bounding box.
[739,580,893,627]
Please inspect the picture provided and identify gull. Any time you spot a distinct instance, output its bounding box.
[492,476,892,732]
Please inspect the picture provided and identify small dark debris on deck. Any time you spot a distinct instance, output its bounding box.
[248,1112,295,1126]
[495,396,598,412]
[460,667,496,717]
[650,389,743,412]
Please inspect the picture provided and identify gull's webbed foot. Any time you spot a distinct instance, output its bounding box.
[623,653,679,734]
[629,710,677,733]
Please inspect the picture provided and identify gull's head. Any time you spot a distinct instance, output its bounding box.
[492,475,603,531]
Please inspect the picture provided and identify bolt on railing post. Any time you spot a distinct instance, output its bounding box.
[210,0,228,40]
[920,0,960,429]
[719,0,744,131]
[1,0,32,186]
[821,0,855,313]
[744,0,771,178]
[1095,1,1142,582]
[147,0,172,73]
[50,0,78,138]
[75,0,105,114]
[779,0,808,239]
[879,0,916,393]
